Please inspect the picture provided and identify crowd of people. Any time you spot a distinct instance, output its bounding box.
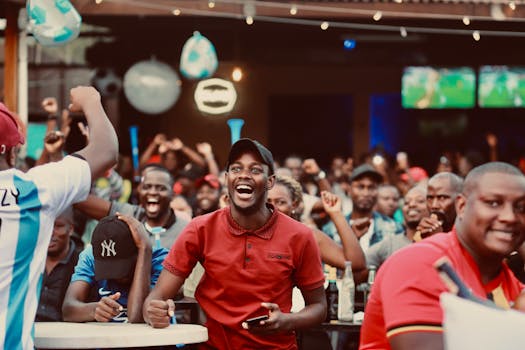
[1,86,525,350]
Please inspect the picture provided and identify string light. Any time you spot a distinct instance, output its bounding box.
[100,0,525,39]
[373,11,382,21]
[208,1,215,9]
[232,67,243,82]
[320,21,329,30]
[246,16,254,25]
[290,5,298,16]
[400,26,407,37]
[509,1,516,10]
[473,30,481,41]
[462,16,470,25]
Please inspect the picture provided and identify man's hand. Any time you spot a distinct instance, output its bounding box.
[42,97,58,115]
[154,133,167,146]
[116,213,150,250]
[43,130,65,154]
[302,158,321,176]
[196,142,213,157]
[415,213,443,241]
[69,86,101,112]
[94,292,123,322]
[170,138,184,151]
[321,191,342,215]
[242,302,289,334]
[145,299,175,328]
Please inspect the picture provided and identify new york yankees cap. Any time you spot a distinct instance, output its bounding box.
[92,215,138,281]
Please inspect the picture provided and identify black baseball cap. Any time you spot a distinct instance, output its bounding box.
[226,138,274,175]
[349,164,383,183]
[91,215,137,281]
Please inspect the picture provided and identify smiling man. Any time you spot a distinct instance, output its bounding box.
[360,162,525,350]
[364,185,429,269]
[144,139,326,349]
[75,164,188,250]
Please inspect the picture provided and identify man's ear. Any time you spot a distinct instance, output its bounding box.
[266,174,275,190]
[455,193,466,221]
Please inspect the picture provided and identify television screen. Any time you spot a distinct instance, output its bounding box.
[478,66,525,108]
[402,66,476,109]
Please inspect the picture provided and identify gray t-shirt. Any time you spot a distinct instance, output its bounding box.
[365,234,412,268]
[109,201,188,250]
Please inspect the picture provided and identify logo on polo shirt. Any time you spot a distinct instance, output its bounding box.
[101,239,117,257]
[267,252,291,260]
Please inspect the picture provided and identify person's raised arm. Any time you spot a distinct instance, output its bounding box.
[171,138,206,168]
[321,191,366,272]
[196,142,220,177]
[140,133,166,168]
[117,214,152,323]
[303,158,332,193]
[143,270,185,328]
[70,86,118,180]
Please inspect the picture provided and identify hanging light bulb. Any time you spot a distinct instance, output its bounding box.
[400,27,407,37]
[462,16,470,25]
[290,5,298,15]
[208,1,215,9]
[232,67,243,82]
[172,8,181,16]
[373,11,382,21]
[473,30,481,41]
[243,2,256,25]
[95,0,103,4]
[509,1,516,10]
[394,0,403,3]
[320,21,329,30]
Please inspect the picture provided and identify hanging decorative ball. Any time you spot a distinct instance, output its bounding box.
[123,59,181,115]
[26,0,82,46]
[180,31,218,80]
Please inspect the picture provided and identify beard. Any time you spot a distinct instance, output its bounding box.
[406,220,420,230]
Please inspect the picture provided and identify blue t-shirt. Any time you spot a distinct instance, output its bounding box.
[71,246,167,309]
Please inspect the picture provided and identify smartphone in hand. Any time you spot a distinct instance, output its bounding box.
[245,315,269,327]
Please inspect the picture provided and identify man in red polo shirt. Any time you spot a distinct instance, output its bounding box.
[143,139,326,349]
[360,162,525,350]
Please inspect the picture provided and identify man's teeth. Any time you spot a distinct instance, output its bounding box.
[236,185,253,193]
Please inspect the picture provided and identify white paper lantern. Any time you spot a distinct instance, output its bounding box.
[180,31,218,80]
[26,0,82,46]
[124,60,181,115]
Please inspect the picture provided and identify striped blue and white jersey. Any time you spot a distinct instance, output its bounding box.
[0,155,91,350]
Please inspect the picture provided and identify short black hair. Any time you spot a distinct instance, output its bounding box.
[463,162,523,196]
[141,163,175,188]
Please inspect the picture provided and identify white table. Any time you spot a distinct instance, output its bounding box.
[35,322,208,349]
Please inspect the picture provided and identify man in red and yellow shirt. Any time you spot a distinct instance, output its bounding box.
[360,162,525,350]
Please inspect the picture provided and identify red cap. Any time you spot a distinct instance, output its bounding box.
[400,167,429,183]
[195,174,221,190]
[0,103,25,153]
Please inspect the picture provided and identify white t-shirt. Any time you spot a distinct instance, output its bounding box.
[0,156,91,350]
